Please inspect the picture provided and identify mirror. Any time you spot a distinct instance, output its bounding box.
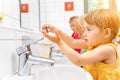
[20,0,40,31]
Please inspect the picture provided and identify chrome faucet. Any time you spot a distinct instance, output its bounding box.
[49,44,64,59]
[16,36,55,76]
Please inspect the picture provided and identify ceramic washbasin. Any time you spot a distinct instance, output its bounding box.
[32,64,93,80]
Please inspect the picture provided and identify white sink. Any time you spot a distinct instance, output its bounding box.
[32,64,93,80]
[2,74,33,80]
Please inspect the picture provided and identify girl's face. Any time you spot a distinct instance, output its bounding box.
[83,21,105,47]
[70,22,76,31]
[70,19,77,32]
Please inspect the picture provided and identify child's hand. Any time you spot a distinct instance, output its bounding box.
[41,24,61,44]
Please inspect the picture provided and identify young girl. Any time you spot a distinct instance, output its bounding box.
[42,9,120,80]
[69,16,82,53]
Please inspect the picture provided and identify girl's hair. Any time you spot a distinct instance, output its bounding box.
[75,15,85,35]
[69,16,79,23]
[85,9,120,39]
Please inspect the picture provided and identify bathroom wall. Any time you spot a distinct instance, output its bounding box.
[0,27,48,80]
[0,0,84,79]
[40,0,84,34]
[0,0,20,79]
[0,28,19,79]
[20,0,84,34]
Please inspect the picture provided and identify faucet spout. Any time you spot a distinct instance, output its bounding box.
[18,55,55,76]
[28,55,55,66]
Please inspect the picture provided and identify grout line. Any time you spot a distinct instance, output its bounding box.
[0,27,42,35]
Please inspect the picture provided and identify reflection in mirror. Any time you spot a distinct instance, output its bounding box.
[20,0,40,31]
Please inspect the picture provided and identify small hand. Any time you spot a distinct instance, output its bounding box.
[41,24,61,44]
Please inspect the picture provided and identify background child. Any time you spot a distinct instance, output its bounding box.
[42,9,120,80]
[74,15,87,54]
[69,16,81,53]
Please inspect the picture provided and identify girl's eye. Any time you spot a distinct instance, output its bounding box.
[87,28,91,31]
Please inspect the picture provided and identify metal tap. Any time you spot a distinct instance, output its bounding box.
[16,36,55,76]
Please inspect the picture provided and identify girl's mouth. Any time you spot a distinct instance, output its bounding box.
[84,38,88,42]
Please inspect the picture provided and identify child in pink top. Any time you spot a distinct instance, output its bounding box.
[71,32,81,53]
[69,16,81,53]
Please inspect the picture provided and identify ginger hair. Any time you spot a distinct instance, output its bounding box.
[85,9,120,39]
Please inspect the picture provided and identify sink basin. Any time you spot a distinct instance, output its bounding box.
[32,64,93,80]
[3,74,33,80]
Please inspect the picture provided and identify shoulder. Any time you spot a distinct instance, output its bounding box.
[94,44,116,56]
[94,44,117,63]
[95,44,117,53]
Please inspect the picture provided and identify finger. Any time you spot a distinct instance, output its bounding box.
[54,29,61,39]
[42,24,48,30]
[42,28,49,37]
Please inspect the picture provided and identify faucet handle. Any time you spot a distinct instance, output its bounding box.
[22,36,44,46]
[16,45,29,55]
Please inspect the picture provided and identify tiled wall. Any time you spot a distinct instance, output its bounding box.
[43,0,84,34]
[20,0,40,31]
[0,0,20,79]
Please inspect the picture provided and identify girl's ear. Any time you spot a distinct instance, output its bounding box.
[104,28,112,38]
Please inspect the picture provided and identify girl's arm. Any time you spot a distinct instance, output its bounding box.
[42,24,87,49]
[57,29,87,49]
[42,25,116,66]
[58,40,116,66]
